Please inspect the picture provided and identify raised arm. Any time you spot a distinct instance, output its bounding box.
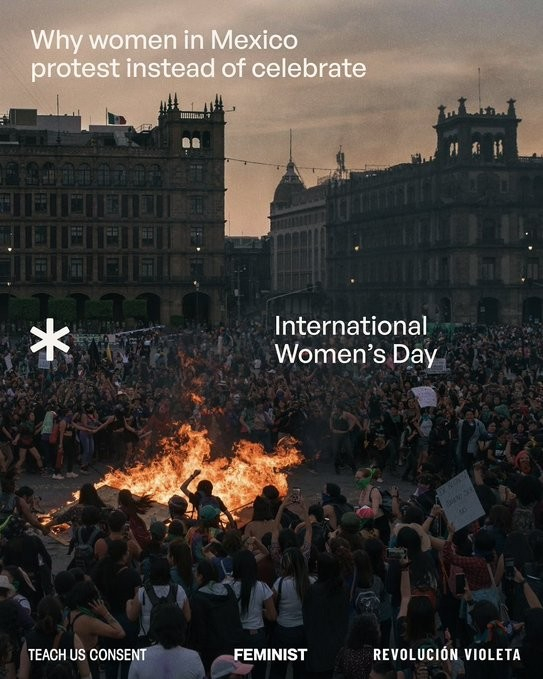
[180,469,201,499]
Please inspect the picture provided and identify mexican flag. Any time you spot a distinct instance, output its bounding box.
[107,112,126,125]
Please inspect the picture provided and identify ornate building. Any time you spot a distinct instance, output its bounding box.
[0,94,225,326]
[326,98,543,324]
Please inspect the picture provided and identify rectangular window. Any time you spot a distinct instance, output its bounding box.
[190,196,204,215]
[0,226,11,246]
[106,194,119,214]
[106,226,119,245]
[34,257,47,280]
[527,258,539,280]
[141,258,154,280]
[439,257,449,281]
[0,260,10,281]
[142,195,154,214]
[0,194,11,214]
[189,163,204,182]
[106,258,119,278]
[141,226,154,246]
[34,226,47,246]
[70,226,83,246]
[71,194,84,213]
[190,225,204,247]
[481,257,496,280]
[70,257,83,281]
[34,193,47,214]
[190,258,204,279]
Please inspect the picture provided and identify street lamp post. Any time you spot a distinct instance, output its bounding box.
[265,287,316,330]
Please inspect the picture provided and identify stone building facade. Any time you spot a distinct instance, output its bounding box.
[0,94,225,326]
[326,98,543,324]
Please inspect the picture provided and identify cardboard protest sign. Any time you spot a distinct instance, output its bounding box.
[436,470,485,531]
[411,386,437,409]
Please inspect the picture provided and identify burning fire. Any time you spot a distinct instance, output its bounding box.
[100,424,303,515]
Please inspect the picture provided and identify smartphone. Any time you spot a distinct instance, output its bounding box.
[291,488,301,503]
[455,572,466,595]
[386,547,407,560]
[505,556,515,581]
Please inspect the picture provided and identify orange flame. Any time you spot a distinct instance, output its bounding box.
[100,425,302,515]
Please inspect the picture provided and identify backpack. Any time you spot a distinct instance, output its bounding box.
[143,583,178,640]
[353,588,381,617]
[72,525,100,573]
[369,487,393,519]
[330,500,355,524]
[512,503,535,533]
[0,493,25,541]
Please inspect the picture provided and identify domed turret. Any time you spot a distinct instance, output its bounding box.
[272,159,305,208]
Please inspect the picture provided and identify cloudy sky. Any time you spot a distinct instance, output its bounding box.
[2,0,542,235]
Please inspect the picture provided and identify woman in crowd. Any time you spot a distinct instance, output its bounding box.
[66,580,126,679]
[302,553,349,679]
[19,596,91,679]
[270,547,313,679]
[126,557,190,648]
[333,614,380,679]
[231,549,276,679]
[168,539,196,596]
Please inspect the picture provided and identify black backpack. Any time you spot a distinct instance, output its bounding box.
[72,526,100,573]
[330,500,354,524]
[0,493,25,541]
[143,583,179,639]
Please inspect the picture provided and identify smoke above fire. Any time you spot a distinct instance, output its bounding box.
[100,424,303,515]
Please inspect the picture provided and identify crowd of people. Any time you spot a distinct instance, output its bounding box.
[0,322,541,678]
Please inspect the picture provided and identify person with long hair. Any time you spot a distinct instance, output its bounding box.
[168,540,196,596]
[303,553,350,679]
[92,540,141,679]
[243,495,274,541]
[118,489,153,550]
[333,613,381,679]
[66,580,126,679]
[53,482,108,528]
[231,550,276,679]
[270,547,313,679]
[328,537,355,592]
[19,596,91,679]
[352,550,391,645]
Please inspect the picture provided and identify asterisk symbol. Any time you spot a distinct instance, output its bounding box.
[30,318,70,361]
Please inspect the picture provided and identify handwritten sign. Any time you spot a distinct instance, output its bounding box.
[38,351,51,370]
[426,358,447,374]
[435,470,485,531]
[411,386,437,409]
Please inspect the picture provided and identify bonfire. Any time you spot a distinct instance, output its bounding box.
[100,424,302,516]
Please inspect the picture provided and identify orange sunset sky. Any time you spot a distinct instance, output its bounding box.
[1,0,542,236]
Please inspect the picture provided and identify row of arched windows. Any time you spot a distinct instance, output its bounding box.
[0,162,162,187]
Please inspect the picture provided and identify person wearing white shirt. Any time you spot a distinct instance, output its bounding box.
[128,604,204,679]
[231,550,276,679]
